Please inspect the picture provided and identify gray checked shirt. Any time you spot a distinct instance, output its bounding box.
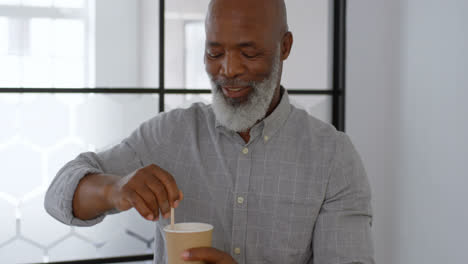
[45,88,374,264]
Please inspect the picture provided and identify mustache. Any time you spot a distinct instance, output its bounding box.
[211,78,256,87]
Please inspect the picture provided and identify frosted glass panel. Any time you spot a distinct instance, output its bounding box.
[0,240,43,264]
[21,194,71,246]
[290,95,332,124]
[48,236,98,261]
[0,199,15,245]
[0,93,159,262]
[165,94,212,111]
[1,142,42,198]
[74,94,159,148]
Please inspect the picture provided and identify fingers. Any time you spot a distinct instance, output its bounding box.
[174,190,184,208]
[118,164,183,221]
[125,189,155,221]
[145,177,170,218]
[182,247,235,263]
[147,164,182,208]
[133,183,160,220]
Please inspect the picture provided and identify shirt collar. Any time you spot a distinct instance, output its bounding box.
[261,86,291,139]
[215,86,291,140]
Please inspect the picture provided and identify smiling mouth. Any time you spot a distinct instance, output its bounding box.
[225,87,245,92]
[221,86,252,98]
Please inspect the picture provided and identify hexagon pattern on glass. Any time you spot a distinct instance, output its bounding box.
[0,200,16,245]
[0,239,44,264]
[0,94,159,261]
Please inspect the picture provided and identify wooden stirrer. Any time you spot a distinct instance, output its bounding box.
[170,207,175,230]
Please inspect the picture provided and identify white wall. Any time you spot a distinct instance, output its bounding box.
[283,0,331,90]
[347,1,402,262]
[347,0,468,263]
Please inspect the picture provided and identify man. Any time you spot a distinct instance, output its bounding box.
[45,0,374,263]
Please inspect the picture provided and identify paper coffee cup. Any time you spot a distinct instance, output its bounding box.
[164,222,213,264]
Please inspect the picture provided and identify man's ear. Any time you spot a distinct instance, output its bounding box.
[281,31,293,61]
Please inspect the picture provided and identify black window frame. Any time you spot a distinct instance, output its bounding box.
[17,0,347,263]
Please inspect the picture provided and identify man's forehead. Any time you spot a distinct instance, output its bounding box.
[207,15,268,33]
[207,9,270,28]
[207,40,260,49]
[206,0,280,30]
[206,9,276,43]
[208,0,270,16]
[205,0,287,47]
[205,21,271,47]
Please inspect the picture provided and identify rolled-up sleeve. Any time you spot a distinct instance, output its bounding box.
[312,132,375,264]
[44,114,170,227]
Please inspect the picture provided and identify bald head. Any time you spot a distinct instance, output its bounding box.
[206,0,289,39]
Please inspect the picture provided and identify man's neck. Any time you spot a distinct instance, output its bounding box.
[238,85,283,143]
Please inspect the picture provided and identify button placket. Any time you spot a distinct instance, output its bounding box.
[234,247,241,255]
[242,147,249,154]
[231,145,252,264]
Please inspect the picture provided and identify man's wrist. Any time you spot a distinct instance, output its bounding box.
[100,174,121,211]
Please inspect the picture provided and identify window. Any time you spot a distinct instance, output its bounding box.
[0,0,89,88]
[164,13,212,111]
[0,1,157,263]
[184,21,209,89]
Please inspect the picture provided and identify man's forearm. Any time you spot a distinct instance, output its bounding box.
[72,173,120,220]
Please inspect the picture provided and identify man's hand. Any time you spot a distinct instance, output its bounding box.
[106,164,183,221]
[182,247,237,264]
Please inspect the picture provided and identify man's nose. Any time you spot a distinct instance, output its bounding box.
[220,53,245,79]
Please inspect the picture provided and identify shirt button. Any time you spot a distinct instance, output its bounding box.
[237,196,244,204]
[242,147,249,154]
[264,135,269,141]
[234,247,241,255]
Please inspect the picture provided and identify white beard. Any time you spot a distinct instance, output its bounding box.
[210,47,281,132]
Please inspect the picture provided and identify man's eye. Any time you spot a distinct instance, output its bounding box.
[207,52,222,58]
[243,53,258,58]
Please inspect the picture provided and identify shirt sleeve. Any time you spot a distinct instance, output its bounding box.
[44,113,171,227]
[312,132,375,264]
